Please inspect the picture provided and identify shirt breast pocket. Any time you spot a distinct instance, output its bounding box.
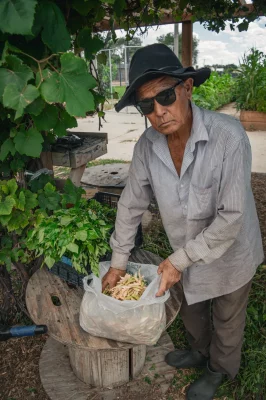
[188,183,217,220]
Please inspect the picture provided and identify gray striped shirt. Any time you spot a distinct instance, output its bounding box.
[110,103,264,304]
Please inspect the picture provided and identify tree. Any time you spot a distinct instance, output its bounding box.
[105,37,143,63]
[156,32,199,65]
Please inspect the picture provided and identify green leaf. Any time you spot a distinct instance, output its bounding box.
[72,0,98,16]
[24,190,38,210]
[0,214,12,226]
[0,196,16,215]
[40,53,97,117]
[61,178,85,208]
[97,52,107,65]
[17,191,25,211]
[32,104,58,131]
[0,138,16,161]
[28,173,53,193]
[0,0,37,35]
[25,96,46,116]
[38,183,61,210]
[14,127,44,157]
[113,0,126,18]
[10,158,25,172]
[77,29,105,60]
[60,215,73,226]
[0,55,33,100]
[8,210,29,231]
[75,230,87,241]
[237,21,249,32]
[3,83,40,119]
[7,179,18,195]
[35,1,71,53]
[66,242,79,254]
[44,255,56,269]
[53,108,77,137]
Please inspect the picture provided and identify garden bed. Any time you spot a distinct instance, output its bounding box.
[0,173,265,400]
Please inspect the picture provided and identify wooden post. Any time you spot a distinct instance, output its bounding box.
[182,21,193,67]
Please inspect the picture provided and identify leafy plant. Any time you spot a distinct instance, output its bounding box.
[235,48,266,112]
[193,72,236,110]
[26,193,116,275]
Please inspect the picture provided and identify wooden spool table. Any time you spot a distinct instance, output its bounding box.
[26,249,183,399]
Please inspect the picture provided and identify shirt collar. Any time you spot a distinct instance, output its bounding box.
[145,102,209,152]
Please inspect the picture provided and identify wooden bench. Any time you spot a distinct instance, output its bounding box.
[26,249,183,399]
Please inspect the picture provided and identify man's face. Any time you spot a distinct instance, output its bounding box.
[136,76,193,135]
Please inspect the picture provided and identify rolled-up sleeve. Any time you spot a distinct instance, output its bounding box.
[169,138,251,272]
[110,145,153,270]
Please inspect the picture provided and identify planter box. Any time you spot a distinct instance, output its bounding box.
[240,110,266,131]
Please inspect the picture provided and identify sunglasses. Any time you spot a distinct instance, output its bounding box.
[135,80,183,115]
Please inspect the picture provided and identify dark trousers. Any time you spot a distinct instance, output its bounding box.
[180,280,252,379]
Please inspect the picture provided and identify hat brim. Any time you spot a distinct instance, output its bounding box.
[115,67,211,112]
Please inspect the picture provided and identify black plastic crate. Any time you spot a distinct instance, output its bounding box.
[49,191,142,288]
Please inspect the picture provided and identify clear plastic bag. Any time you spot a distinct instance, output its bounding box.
[79,261,170,345]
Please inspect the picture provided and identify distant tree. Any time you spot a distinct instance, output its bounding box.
[156,32,199,65]
[106,36,143,63]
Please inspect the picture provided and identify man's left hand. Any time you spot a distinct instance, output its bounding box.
[156,258,181,297]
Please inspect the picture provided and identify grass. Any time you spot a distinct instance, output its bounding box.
[142,212,266,400]
[113,86,126,99]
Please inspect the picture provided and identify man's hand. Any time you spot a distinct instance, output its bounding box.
[156,258,181,297]
[102,267,126,292]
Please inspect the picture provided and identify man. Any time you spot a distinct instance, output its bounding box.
[102,44,264,400]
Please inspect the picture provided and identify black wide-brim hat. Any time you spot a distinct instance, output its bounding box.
[115,43,211,112]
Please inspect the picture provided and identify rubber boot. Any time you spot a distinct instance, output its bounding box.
[186,363,224,400]
[165,349,208,368]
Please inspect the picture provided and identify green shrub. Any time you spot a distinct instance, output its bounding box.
[193,72,236,110]
[235,48,266,112]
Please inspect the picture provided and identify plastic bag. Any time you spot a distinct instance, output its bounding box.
[79,261,170,345]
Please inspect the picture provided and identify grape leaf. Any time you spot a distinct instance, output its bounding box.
[53,108,77,137]
[0,196,16,215]
[8,210,29,231]
[0,214,12,226]
[33,104,58,131]
[0,138,16,161]
[24,190,38,210]
[34,1,71,53]
[0,0,37,35]
[0,55,33,100]
[7,179,18,195]
[40,53,97,117]
[14,127,44,157]
[3,83,40,119]
[77,29,105,60]
[17,191,26,211]
[25,96,46,116]
[38,183,61,211]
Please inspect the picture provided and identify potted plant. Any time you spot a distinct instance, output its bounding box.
[235,48,266,131]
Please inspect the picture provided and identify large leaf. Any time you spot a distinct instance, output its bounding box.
[72,0,99,16]
[66,242,79,254]
[0,0,37,35]
[40,53,96,117]
[34,1,71,53]
[7,179,18,195]
[0,55,33,100]
[3,83,40,119]
[14,127,44,157]
[17,191,25,211]
[24,190,38,210]
[0,138,16,161]
[33,104,58,131]
[7,210,29,231]
[25,96,46,116]
[77,29,105,60]
[38,183,61,211]
[0,196,16,215]
[53,108,77,137]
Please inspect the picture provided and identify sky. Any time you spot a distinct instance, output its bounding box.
[115,16,266,67]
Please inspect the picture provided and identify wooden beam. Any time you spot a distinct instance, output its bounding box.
[95,4,256,31]
[182,21,193,67]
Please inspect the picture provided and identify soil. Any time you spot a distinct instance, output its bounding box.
[0,173,265,400]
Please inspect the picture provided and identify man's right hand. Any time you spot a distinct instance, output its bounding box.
[101,267,126,292]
